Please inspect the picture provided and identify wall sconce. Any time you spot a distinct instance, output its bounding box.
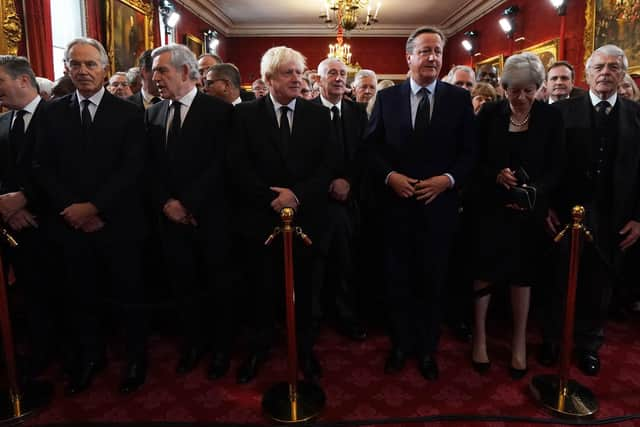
[204,30,219,54]
[499,5,519,38]
[160,0,180,34]
[550,0,567,16]
[461,30,478,54]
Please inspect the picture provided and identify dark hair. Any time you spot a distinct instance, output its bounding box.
[546,60,575,82]
[198,53,222,64]
[51,75,76,98]
[138,49,153,72]
[0,55,38,89]
[406,26,446,53]
[207,63,241,89]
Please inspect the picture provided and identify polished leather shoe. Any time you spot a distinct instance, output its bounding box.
[207,351,230,380]
[236,351,267,384]
[119,359,147,394]
[384,348,407,374]
[577,350,600,376]
[537,342,559,367]
[509,365,528,380]
[176,347,202,374]
[300,353,322,382]
[65,359,106,396]
[338,322,367,342]
[418,355,439,381]
[471,359,491,374]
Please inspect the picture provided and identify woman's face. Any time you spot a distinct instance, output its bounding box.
[472,95,491,114]
[506,83,537,112]
[618,80,634,99]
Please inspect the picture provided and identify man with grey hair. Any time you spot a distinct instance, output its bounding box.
[251,78,268,98]
[366,26,475,380]
[146,43,235,380]
[35,76,54,100]
[126,66,142,94]
[204,63,242,105]
[445,65,475,91]
[229,45,334,384]
[34,37,148,395]
[543,44,640,376]
[352,69,377,104]
[107,71,133,98]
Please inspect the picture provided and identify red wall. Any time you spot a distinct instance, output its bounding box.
[444,0,588,86]
[225,36,406,85]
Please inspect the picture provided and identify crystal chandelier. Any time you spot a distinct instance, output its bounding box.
[327,25,353,65]
[319,0,381,32]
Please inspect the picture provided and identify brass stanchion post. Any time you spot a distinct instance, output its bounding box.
[262,208,326,423]
[530,206,598,417]
[0,226,53,424]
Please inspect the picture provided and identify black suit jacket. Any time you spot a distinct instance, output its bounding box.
[145,90,233,233]
[239,88,256,102]
[34,91,146,240]
[0,99,45,213]
[126,91,145,109]
[229,95,334,244]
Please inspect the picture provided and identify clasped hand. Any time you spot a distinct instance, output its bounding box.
[163,199,197,226]
[388,172,449,204]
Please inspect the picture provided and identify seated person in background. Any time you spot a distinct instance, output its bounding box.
[470,82,497,114]
[107,72,133,98]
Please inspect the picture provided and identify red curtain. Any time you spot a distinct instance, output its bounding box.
[23,0,54,79]
[85,0,103,41]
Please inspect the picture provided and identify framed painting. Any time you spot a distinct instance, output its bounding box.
[475,54,504,77]
[516,39,559,70]
[184,34,203,57]
[585,0,640,74]
[106,0,154,73]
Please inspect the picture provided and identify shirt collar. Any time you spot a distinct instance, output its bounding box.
[21,95,41,114]
[141,87,154,104]
[319,94,341,112]
[270,93,297,112]
[589,89,617,108]
[172,86,198,107]
[232,96,242,106]
[76,86,105,106]
[410,78,437,96]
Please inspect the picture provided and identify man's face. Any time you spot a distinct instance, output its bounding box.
[477,65,498,88]
[152,51,187,100]
[406,32,443,86]
[198,55,219,85]
[452,69,474,91]
[300,79,313,100]
[252,81,268,98]
[204,70,228,100]
[586,53,625,98]
[266,60,302,104]
[65,43,107,97]
[0,67,25,109]
[107,74,131,98]
[546,65,573,100]
[141,67,159,96]
[354,76,376,103]
[320,60,347,102]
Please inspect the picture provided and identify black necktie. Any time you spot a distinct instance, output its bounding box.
[279,106,290,154]
[414,87,431,141]
[81,99,92,138]
[9,110,26,162]
[331,105,345,158]
[166,101,181,154]
[151,96,161,104]
[595,100,610,128]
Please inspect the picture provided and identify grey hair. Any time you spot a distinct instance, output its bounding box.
[586,44,628,72]
[406,26,446,53]
[126,67,140,84]
[152,44,200,81]
[353,69,377,87]
[207,63,241,89]
[35,76,54,95]
[260,46,306,82]
[317,57,346,78]
[501,52,545,89]
[0,55,38,89]
[64,37,109,67]
[109,71,129,84]
[445,65,476,83]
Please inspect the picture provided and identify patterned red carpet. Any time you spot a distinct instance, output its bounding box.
[25,316,640,427]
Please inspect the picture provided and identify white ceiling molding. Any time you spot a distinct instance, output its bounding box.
[439,0,507,35]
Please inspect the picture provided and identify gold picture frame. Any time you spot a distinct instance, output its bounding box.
[516,39,559,70]
[475,54,505,76]
[106,0,154,73]
[0,0,21,55]
[585,0,640,74]
[184,34,204,57]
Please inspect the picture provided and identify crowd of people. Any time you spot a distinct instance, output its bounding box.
[0,25,639,400]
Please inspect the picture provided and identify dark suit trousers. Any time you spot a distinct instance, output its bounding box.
[61,228,146,362]
[383,197,456,356]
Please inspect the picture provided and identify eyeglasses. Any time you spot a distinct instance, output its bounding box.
[205,78,228,87]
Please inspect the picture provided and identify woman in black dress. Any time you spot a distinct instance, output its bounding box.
[466,53,565,378]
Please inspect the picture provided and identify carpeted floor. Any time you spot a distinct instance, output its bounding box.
[23,315,640,427]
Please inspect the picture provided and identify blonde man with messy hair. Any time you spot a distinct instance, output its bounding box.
[260,46,306,83]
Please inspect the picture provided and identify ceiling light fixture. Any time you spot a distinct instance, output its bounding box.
[319,0,381,32]
[499,5,519,38]
[461,30,478,54]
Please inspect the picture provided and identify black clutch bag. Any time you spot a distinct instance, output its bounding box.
[509,167,537,211]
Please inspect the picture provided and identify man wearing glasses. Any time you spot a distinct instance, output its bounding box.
[204,63,243,105]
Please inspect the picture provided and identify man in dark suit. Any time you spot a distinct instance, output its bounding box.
[310,57,368,341]
[33,38,147,395]
[127,49,161,110]
[204,63,244,105]
[544,44,640,375]
[0,55,55,377]
[146,44,234,380]
[229,46,334,384]
[366,26,475,380]
[546,60,587,104]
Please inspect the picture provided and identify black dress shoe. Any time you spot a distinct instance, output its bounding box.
[471,359,491,374]
[236,351,267,384]
[300,352,322,382]
[176,346,202,374]
[119,359,147,394]
[384,348,407,374]
[338,322,367,342]
[577,350,600,376]
[537,342,559,367]
[418,355,439,381]
[509,365,528,380]
[65,359,106,396]
[207,351,230,380]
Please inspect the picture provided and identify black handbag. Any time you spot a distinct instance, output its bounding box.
[509,167,536,210]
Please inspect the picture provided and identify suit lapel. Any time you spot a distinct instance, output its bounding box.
[399,80,413,131]
[15,99,44,164]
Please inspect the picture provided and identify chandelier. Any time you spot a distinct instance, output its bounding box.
[319,0,381,32]
[327,25,353,65]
